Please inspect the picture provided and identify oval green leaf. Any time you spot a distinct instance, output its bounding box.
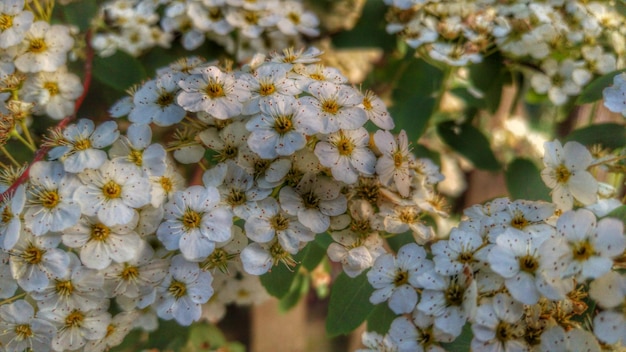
[326,271,375,337]
[93,51,147,92]
[564,123,626,149]
[505,158,551,201]
[437,121,500,171]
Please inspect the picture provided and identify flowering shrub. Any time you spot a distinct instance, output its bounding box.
[0,0,626,351]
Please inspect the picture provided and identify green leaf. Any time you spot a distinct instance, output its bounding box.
[576,68,626,104]
[147,319,190,349]
[606,205,626,222]
[468,52,508,113]
[326,271,375,337]
[331,1,395,51]
[259,249,305,298]
[93,51,147,92]
[301,240,327,271]
[390,59,444,141]
[386,231,415,253]
[450,87,486,109]
[440,323,473,350]
[366,303,396,334]
[57,0,97,31]
[564,123,626,149]
[505,158,551,201]
[278,272,310,312]
[185,323,227,352]
[437,120,500,171]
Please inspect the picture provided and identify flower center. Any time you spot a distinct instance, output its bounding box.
[205,81,225,98]
[555,164,571,183]
[23,244,44,264]
[393,150,404,168]
[274,115,294,134]
[202,248,231,272]
[102,181,122,199]
[168,280,187,299]
[121,264,140,281]
[156,92,175,107]
[259,82,276,96]
[302,191,320,208]
[393,270,409,287]
[160,176,173,193]
[227,188,246,206]
[458,251,473,264]
[572,241,594,261]
[90,223,111,241]
[38,189,60,209]
[270,213,289,231]
[336,134,355,156]
[0,14,14,30]
[445,282,464,306]
[270,241,296,267]
[496,321,515,342]
[73,138,91,151]
[128,149,143,166]
[288,12,300,24]
[362,96,373,110]
[65,310,85,328]
[28,38,47,53]
[511,211,529,230]
[105,324,116,338]
[55,280,74,297]
[321,99,339,114]
[182,209,201,230]
[244,11,259,24]
[518,254,538,273]
[209,8,222,20]
[44,82,59,96]
[2,205,13,223]
[14,324,33,340]
[398,206,418,224]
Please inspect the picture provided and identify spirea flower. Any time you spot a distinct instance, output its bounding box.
[0,299,56,352]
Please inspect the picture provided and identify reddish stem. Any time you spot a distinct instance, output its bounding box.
[1,30,94,200]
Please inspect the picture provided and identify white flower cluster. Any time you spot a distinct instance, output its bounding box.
[92,0,320,61]
[383,0,624,105]
[0,47,451,351]
[0,0,82,120]
[359,139,626,351]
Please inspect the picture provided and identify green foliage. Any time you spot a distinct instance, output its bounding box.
[387,231,415,252]
[366,303,396,334]
[390,58,445,141]
[57,0,98,31]
[440,323,473,350]
[146,319,191,350]
[260,251,305,299]
[326,271,375,337]
[468,52,508,113]
[606,205,626,221]
[564,123,626,149]
[279,272,310,312]
[576,69,626,104]
[331,0,395,51]
[437,120,501,171]
[93,51,148,92]
[505,158,551,201]
[184,323,245,352]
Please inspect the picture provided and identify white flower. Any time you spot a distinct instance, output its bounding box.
[432,227,485,276]
[299,82,368,134]
[157,185,233,262]
[20,67,83,119]
[279,173,347,233]
[377,202,435,244]
[86,310,139,352]
[75,159,151,227]
[589,271,626,345]
[276,2,319,37]
[48,119,120,173]
[38,303,111,352]
[155,254,213,326]
[62,214,144,270]
[603,72,626,116]
[374,130,414,197]
[0,299,56,352]
[0,251,17,299]
[292,64,348,92]
[314,127,376,184]
[14,21,73,73]
[109,123,167,177]
[540,326,601,352]
[246,96,319,159]
[129,72,186,126]
[24,161,81,236]
[541,140,597,210]
[0,184,25,249]
[530,58,590,105]
[488,229,572,305]
[0,0,34,49]
[470,293,527,352]
[357,331,397,352]
[367,243,433,314]
[240,62,301,115]
[328,231,384,278]
[360,90,394,130]
[177,65,250,119]
[9,231,69,292]
[539,209,625,280]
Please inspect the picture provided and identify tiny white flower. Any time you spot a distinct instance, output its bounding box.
[315,127,376,184]
[470,293,527,352]
[299,82,368,134]
[10,232,69,292]
[0,0,34,49]
[0,299,56,352]
[374,130,414,197]
[14,21,73,72]
[129,72,186,126]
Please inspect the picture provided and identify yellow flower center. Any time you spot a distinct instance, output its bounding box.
[102,181,122,199]
[321,99,339,114]
[393,270,409,287]
[160,176,173,193]
[28,38,47,53]
[511,211,529,230]
[55,280,74,297]
[274,115,294,134]
[302,191,319,208]
[65,310,84,328]
[0,14,13,31]
[288,12,300,24]
[244,11,259,24]
[156,92,175,107]
[168,280,187,299]
[555,164,571,183]
[90,223,111,241]
[445,282,464,306]
[227,189,246,206]
[23,244,44,264]
[182,209,201,230]
[73,138,91,151]
[128,149,143,166]
[43,82,59,96]
[362,97,373,110]
[270,213,289,231]
[496,321,515,342]
[519,254,538,273]
[205,81,225,98]
[336,134,355,156]
[39,189,60,209]
[2,205,13,223]
[105,324,116,338]
[259,82,276,96]
[121,264,140,281]
[393,150,404,168]
[14,324,33,340]
[572,241,594,261]
[398,206,418,224]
